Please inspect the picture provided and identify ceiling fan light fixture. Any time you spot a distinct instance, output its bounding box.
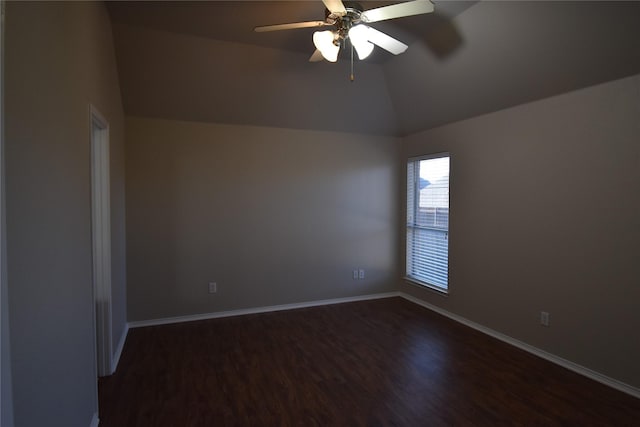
[313,30,339,62]
[348,24,374,60]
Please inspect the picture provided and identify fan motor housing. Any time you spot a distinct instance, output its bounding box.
[325,1,364,39]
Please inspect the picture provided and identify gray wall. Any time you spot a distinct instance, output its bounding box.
[126,117,399,322]
[5,2,126,426]
[1,227,12,426]
[399,73,640,389]
[1,71,14,427]
[2,1,14,423]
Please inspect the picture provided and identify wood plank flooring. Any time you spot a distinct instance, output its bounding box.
[99,297,640,426]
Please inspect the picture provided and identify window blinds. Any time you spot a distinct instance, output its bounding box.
[406,155,450,291]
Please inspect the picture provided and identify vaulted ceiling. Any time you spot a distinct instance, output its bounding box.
[108,1,640,136]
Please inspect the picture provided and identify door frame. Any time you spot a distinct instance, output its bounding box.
[90,105,113,377]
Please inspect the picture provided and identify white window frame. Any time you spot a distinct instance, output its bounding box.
[405,153,450,294]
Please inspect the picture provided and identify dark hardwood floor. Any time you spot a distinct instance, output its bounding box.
[99,297,640,426]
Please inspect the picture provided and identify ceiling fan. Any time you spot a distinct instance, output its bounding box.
[254,0,435,64]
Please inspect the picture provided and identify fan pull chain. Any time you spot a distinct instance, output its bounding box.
[350,42,355,82]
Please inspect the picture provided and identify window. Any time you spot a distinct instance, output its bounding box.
[406,154,450,292]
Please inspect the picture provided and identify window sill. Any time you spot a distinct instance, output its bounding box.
[403,276,448,296]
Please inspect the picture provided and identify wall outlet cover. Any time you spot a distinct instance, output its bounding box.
[540,311,550,327]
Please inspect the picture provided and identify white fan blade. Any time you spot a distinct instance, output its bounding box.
[254,21,329,32]
[361,0,434,23]
[309,49,324,62]
[366,27,408,55]
[322,0,346,15]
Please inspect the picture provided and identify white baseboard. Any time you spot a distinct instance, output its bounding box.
[399,292,640,400]
[89,412,99,427]
[128,292,400,329]
[111,323,129,373]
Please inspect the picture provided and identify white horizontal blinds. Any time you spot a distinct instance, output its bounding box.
[406,155,450,290]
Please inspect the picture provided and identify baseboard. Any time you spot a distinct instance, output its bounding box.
[128,292,401,329]
[111,323,129,373]
[399,292,640,400]
[89,412,99,427]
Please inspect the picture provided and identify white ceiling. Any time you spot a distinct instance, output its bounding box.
[108,1,640,136]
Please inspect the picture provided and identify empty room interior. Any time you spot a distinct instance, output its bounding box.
[2,1,640,426]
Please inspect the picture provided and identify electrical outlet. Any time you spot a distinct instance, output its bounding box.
[208,282,217,294]
[353,269,358,280]
[540,311,550,327]
[358,269,365,279]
